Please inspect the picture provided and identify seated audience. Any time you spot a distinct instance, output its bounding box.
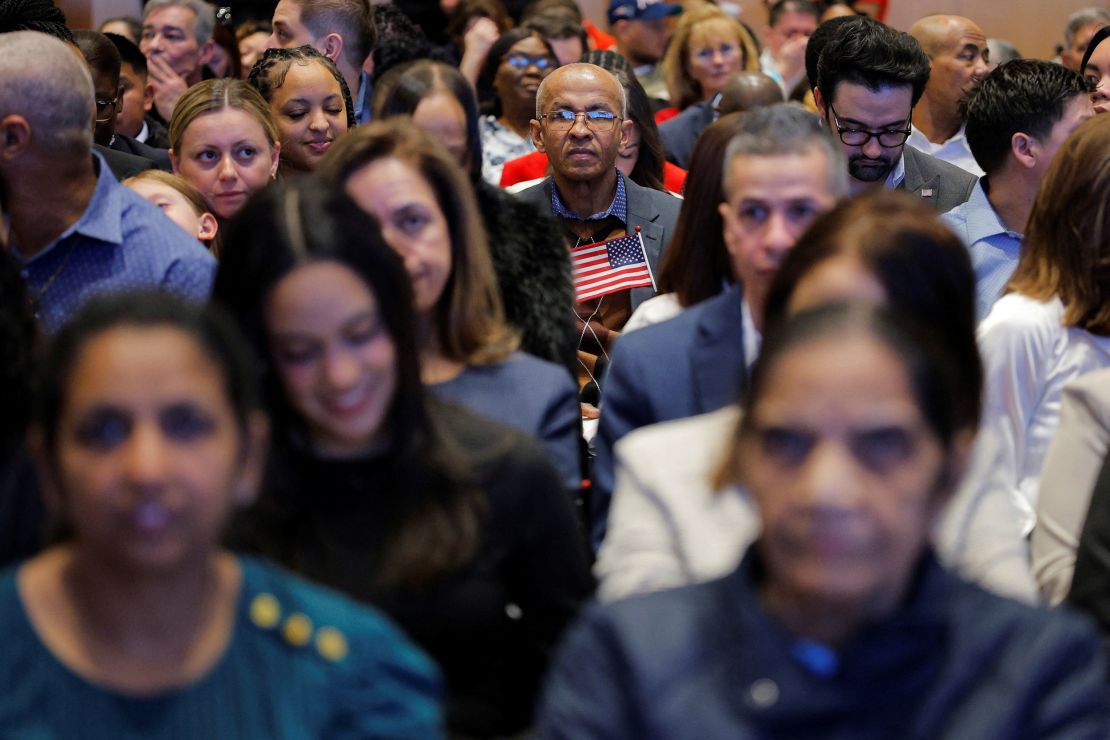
[477,28,559,184]
[978,114,1110,538]
[622,113,747,332]
[1061,7,1110,72]
[446,0,512,87]
[943,60,1091,319]
[539,303,1109,738]
[318,120,582,490]
[814,16,977,209]
[598,192,1037,604]
[215,178,591,737]
[140,0,217,121]
[99,15,141,44]
[760,0,818,98]
[659,69,781,169]
[248,46,354,174]
[0,31,214,333]
[372,60,577,370]
[907,14,990,175]
[0,291,442,736]
[607,0,681,104]
[236,19,271,77]
[169,78,280,222]
[592,104,843,547]
[74,29,172,171]
[106,33,170,148]
[124,170,219,252]
[1081,26,1110,115]
[267,0,376,124]
[659,6,759,122]
[517,62,682,385]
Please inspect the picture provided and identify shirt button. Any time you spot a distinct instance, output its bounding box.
[748,678,779,709]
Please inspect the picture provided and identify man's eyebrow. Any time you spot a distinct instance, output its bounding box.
[838,115,909,129]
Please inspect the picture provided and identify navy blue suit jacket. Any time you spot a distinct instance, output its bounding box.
[592,283,748,547]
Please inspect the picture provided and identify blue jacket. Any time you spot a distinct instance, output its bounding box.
[592,282,747,547]
[538,549,1110,739]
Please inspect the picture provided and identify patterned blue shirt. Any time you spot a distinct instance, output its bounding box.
[940,177,1023,321]
[550,169,628,223]
[15,151,216,332]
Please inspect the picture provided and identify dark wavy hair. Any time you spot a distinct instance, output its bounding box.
[247,45,355,130]
[213,177,484,587]
[816,15,930,107]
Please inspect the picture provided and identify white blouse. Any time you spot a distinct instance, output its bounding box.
[977,293,1110,536]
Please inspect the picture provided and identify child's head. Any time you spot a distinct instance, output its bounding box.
[124,170,219,251]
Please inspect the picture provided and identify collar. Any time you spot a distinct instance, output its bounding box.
[550,168,629,223]
[964,177,1022,242]
[25,150,124,263]
[885,152,906,189]
[909,122,967,149]
[135,119,150,144]
[354,69,372,126]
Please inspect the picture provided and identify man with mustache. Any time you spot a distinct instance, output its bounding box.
[813,17,975,211]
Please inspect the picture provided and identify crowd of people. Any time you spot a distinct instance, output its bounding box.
[4,0,1110,735]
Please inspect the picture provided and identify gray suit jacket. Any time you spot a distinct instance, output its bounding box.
[515,172,682,311]
[901,145,977,212]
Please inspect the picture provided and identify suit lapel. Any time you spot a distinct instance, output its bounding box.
[624,176,665,310]
[901,147,941,206]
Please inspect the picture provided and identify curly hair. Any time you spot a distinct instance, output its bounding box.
[247,45,355,130]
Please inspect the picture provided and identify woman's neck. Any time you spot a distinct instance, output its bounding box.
[21,545,240,694]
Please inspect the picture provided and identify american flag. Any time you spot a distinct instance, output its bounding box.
[571,231,655,302]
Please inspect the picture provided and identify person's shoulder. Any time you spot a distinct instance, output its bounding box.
[620,287,734,351]
[625,176,682,213]
[512,177,552,206]
[617,405,740,464]
[905,145,978,186]
[980,293,1061,335]
[432,397,549,461]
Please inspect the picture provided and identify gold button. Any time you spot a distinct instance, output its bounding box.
[283,613,313,647]
[315,626,349,662]
[249,594,281,629]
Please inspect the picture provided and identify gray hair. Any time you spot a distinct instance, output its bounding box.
[535,63,628,120]
[0,32,94,154]
[1065,7,1110,48]
[143,0,216,46]
[721,103,848,200]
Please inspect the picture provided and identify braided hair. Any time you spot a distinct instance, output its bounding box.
[0,0,74,42]
[247,45,355,130]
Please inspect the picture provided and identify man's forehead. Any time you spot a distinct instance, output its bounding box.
[832,82,913,123]
[144,5,198,31]
[541,68,621,109]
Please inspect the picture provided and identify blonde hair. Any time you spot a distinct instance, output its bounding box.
[1007,114,1110,335]
[123,170,220,256]
[317,119,519,364]
[662,5,760,110]
[169,78,279,154]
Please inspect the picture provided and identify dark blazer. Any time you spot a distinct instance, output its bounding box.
[111,134,173,172]
[901,145,977,212]
[657,101,715,170]
[143,115,171,149]
[94,143,155,180]
[515,172,682,312]
[591,282,747,548]
[538,549,1109,739]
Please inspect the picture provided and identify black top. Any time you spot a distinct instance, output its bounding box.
[0,447,45,569]
[230,402,593,737]
[1067,446,1110,675]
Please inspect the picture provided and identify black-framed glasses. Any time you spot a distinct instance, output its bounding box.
[94,95,122,122]
[828,103,911,147]
[539,110,621,132]
[505,52,553,70]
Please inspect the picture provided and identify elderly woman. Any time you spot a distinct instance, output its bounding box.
[539,303,1109,738]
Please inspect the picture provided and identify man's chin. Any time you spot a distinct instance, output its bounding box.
[848,159,894,183]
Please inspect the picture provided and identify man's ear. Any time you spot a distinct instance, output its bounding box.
[813,86,828,119]
[169,148,180,174]
[143,81,155,113]
[1010,131,1037,170]
[530,118,545,153]
[618,118,634,152]
[269,141,281,177]
[0,115,32,162]
[197,212,219,242]
[321,32,345,64]
[198,38,217,68]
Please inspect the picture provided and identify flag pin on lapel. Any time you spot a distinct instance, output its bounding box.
[921,188,934,198]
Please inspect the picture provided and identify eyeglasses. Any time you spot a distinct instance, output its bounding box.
[828,103,911,148]
[505,52,554,70]
[539,110,621,132]
[94,95,122,122]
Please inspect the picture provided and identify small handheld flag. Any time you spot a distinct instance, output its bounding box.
[571,227,656,302]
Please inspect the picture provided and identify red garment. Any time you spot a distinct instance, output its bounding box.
[584,20,616,51]
[654,107,679,125]
[499,151,688,194]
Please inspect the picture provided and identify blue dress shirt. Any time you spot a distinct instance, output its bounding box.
[15,151,216,332]
[941,177,1023,321]
[550,169,628,223]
